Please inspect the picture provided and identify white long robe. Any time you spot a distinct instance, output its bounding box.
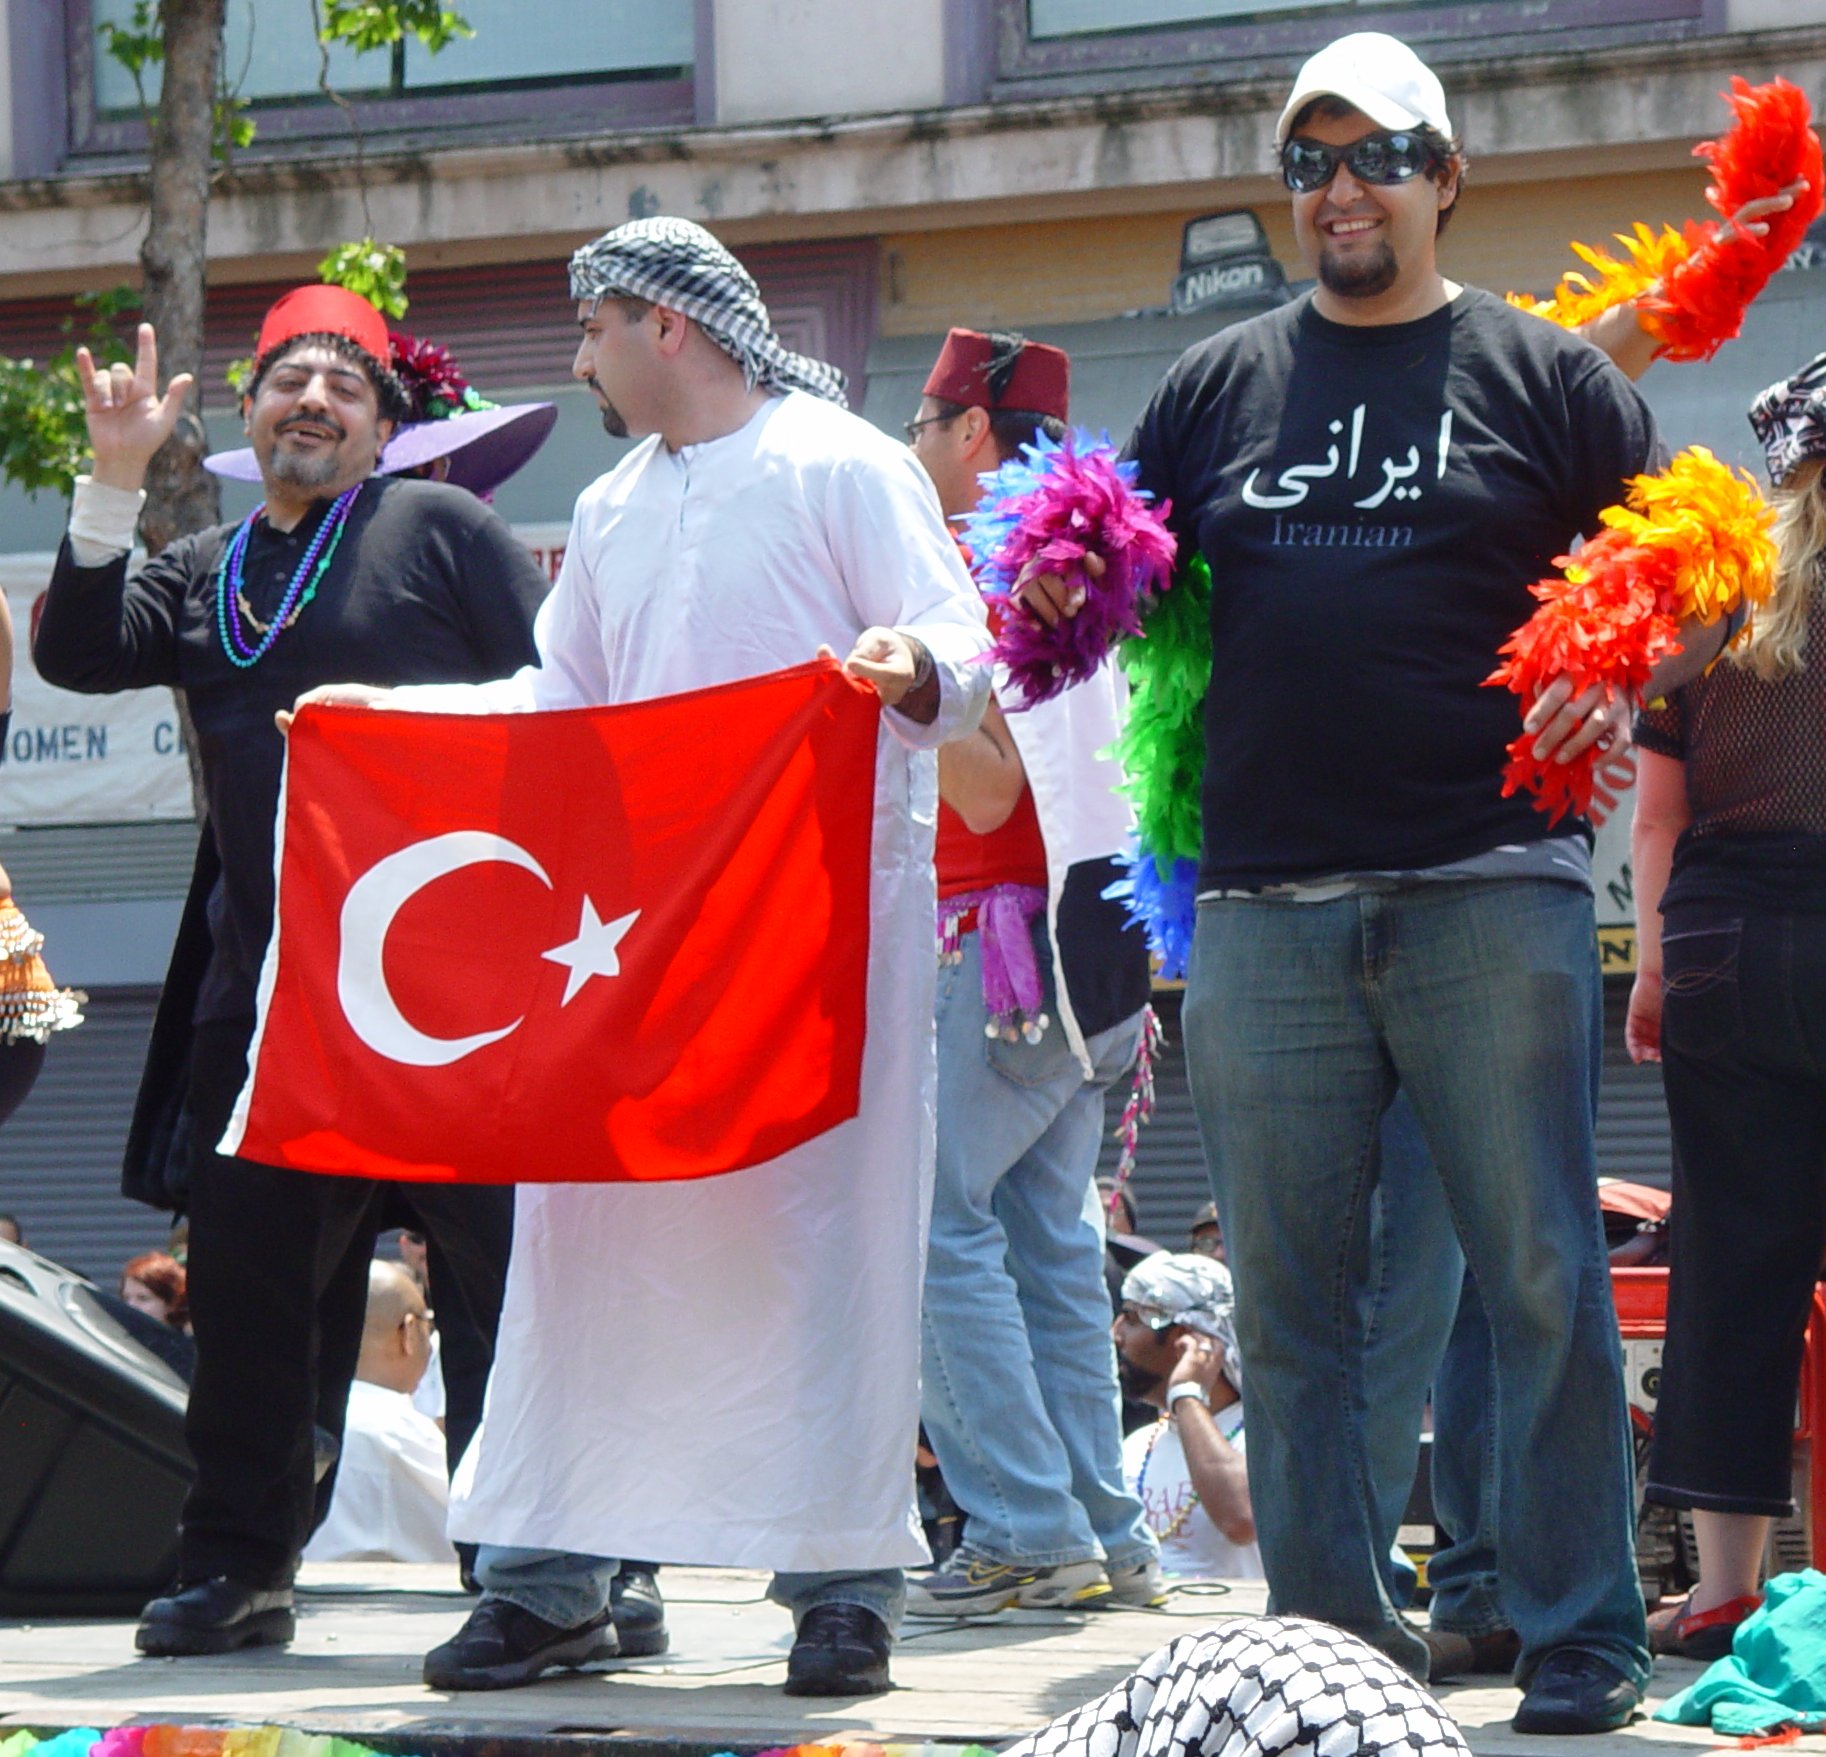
[398,391,991,1570]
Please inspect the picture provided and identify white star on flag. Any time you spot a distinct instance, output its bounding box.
[542,897,641,1005]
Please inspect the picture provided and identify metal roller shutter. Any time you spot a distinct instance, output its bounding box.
[0,988,170,1285]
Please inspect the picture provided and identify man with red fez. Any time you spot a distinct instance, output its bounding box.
[903,329,1160,1615]
[34,286,550,1657]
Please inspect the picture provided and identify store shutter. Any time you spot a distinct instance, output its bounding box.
[0,988,170,1285]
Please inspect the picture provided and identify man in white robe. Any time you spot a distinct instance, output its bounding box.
[297,217,991,1697]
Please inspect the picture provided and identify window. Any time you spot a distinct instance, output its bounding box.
[997,0,1716,91]
[72,0,695,158]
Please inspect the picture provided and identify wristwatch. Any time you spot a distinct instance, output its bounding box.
[1165,1382,1210,1413]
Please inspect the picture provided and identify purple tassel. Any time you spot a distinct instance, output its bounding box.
[961,433,1178,709]
[940,883,1049,1040]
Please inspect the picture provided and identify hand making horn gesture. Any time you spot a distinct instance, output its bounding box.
[74,321,195,492]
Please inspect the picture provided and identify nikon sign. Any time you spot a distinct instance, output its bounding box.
[1170,209,1290,317]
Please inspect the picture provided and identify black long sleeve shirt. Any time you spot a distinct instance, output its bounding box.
[36,475,547,1018]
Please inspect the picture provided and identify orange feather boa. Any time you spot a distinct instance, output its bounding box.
[1488,447,1776,822]
[1508,77,1824,361]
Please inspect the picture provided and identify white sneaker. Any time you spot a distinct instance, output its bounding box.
[1105,1556,1170,1607]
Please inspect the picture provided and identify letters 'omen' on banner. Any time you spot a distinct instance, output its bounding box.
[224,661,880,1184]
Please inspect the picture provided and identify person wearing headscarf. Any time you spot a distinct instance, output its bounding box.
[34,283,550,1660]
[1627,354,1826,1661]
[295,216,991,1698]
[1112,1252,1260,1583]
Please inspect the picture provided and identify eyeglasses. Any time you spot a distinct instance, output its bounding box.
[1280,129,1442,195]
[903,412,957,444]
[1118,1302,1175,1334]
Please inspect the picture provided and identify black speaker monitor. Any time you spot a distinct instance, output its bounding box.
[0,1240,192,1615]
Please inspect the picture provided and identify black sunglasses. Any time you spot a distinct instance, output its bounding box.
[1280,129,1442,195]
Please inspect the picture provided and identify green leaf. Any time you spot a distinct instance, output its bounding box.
[317,237,409,320]
[319,0,474,54]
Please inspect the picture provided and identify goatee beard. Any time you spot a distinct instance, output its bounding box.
[1118,1356,1164,1402]
[1318,241,1399,299]
[268,444,346,489]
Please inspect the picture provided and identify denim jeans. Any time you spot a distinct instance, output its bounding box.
[475,1546,905,1633]
[1357,1092,1464,1609]
[1182,879,1646,1687]
[920,931,1154,1571]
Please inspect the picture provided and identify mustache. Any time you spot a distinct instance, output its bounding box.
[276,414,346,440]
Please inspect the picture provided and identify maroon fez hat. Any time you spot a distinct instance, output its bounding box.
[922,328,1069,422]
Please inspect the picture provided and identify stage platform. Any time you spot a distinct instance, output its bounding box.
[0,1564,1805,1757]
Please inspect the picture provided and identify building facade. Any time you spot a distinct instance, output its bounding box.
[0,0,1822,1269]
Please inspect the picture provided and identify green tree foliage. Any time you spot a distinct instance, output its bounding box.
[0,290,141,499]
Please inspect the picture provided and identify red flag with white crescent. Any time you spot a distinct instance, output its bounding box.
[223,659,880,1183]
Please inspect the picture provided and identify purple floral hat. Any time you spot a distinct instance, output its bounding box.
[206,326,557,499]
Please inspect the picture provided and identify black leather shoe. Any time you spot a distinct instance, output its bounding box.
[423,1597,618,1691]
[1512,1649,1641,1735]
[610,1565,669,1658]
[784,1602,892,1696]
[135,1578,296,1656]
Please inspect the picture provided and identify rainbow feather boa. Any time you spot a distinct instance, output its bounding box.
[1507,76,1824,362]
[1488,446,1776,822]
[0,1729,996,1757]
[962,431,1177,709]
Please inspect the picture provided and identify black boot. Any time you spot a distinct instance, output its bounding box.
[136,1578,296,1657]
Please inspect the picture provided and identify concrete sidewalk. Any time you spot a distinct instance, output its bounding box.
[0,1564,1806,1757]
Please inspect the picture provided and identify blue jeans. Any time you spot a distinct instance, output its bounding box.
[920,931,1154,1571]
[1182,879,1646,1687]
[1357,1092,1464,1610]
[476,1546,905,1633]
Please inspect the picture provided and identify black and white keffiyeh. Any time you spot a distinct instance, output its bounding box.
[1122,1251,1243,1388]
[568,217,848,407]
[1749,352,1826,489]
[1005,1621,1471,1757]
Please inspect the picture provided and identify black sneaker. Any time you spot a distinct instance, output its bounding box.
[1512,1648,1641,1735]
[783,1602,892,1696]
[135,1578,296,1656]
[611,1565,669,1658]
[423,1596,618,1691]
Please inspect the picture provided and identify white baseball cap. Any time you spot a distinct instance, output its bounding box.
[1276,32,1453,144]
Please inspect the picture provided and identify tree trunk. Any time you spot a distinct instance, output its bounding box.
[138,0,225,558]
[139,0,226,816]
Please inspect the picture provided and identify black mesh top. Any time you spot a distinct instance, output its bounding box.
[1634,567,1826,910]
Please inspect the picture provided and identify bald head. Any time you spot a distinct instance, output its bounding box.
[357,1259,434,1394]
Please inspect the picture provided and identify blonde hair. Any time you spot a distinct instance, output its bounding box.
[1734,458,1826,682]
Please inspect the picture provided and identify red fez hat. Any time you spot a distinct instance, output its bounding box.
[922,328,1069,422]
[255,285,391,366]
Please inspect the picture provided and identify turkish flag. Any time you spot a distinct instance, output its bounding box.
[223,659,880,1184]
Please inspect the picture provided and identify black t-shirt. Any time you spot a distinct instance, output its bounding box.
[37,475,547,1017]
[1127,288,1663,888]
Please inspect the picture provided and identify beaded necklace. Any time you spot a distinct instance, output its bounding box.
[213,482,362,668]
[1136,1414,1200,1542]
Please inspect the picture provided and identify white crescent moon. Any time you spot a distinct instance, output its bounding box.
[337,831,552,1068]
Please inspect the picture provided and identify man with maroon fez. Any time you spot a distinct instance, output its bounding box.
[35,285,550,1657]
[904,328,1162,1615]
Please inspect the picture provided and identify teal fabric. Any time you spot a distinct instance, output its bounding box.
[1656,1570,1826,1734]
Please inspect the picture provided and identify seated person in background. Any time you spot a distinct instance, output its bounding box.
[1115,1253,1261,1583]
[0,1214,21,1246]
[304,1261,454,1566]
[121,1252,189,1330]
[1187,1202,1225,1263]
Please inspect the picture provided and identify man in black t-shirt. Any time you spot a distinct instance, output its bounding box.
[35,288,548,1659]
[1020,31,1738,1738]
